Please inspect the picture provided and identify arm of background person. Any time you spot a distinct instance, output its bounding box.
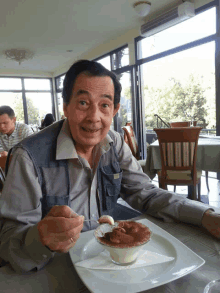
[0,148,55,273]
[113,131,214,227]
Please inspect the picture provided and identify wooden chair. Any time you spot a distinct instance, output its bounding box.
[154,127,202,201]
[122,122,140,160]
[0,155,12,192]
[122,122,146,171]
[170,122,209,193]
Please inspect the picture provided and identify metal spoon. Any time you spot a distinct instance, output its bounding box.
[83,219,99,224]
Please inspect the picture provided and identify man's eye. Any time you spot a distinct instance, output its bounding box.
[79,101,86,106]
[102,104,109,108]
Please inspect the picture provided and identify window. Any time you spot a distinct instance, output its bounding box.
[55,74,65,91]
[0,92,24,122]
[137,7,216,59]
[95,45,130,71]
[0,77,54,128]
[136,4,217,142]
[97,56,111,70]
[24,78,51,90]
[0,78,22,90]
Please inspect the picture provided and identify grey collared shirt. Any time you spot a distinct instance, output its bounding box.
[0,120,212,273]
[0,121,33,152]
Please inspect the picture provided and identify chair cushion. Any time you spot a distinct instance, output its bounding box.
[158,169,202,180]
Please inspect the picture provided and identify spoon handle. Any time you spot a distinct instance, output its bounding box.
[83,220,99,223]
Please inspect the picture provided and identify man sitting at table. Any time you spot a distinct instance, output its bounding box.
[0,105,33,157]
[0,60,219,273]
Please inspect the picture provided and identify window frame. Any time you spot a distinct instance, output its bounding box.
[0,76,55,125]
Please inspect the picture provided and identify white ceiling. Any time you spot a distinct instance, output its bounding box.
[0,0,187,76]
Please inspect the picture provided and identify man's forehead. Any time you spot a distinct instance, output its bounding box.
[0,114,13,121]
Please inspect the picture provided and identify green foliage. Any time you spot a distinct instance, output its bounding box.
[13,97,46,125]
[144,74,211,129]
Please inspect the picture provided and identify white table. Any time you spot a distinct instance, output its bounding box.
[144,136,220,179]
[0,212,220,293]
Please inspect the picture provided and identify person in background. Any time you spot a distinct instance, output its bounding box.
[0,60,219,273]
[40,113,55,130]
[0,105,33,157]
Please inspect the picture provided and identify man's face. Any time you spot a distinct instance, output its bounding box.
[0,114,16,135]
[63,73,120,150]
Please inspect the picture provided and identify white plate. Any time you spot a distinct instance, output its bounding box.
[69,218,205,293]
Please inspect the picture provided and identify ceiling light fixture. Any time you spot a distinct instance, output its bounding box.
[133,1,151,17]
[4,48,34,65]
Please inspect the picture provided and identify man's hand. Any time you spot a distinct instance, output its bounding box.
[0,151,8,157]
[37,205,84,253]
[202,209,220,239]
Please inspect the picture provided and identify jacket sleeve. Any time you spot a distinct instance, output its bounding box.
[113,131,213,226]
[0,148,54,273]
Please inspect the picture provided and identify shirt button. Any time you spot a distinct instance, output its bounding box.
[42,254,47,258]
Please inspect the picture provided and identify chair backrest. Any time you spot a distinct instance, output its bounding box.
[0,156,7,171]
[153,127,202,181]
[0,155,12,192]
[122,122,139,160]
[170,121,197,127]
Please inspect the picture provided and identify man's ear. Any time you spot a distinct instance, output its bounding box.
[63,103,68,118]
[13,117,16,123]
[113,103,120,117]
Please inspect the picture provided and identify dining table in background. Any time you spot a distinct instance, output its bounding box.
[0,210,220,293]
[144,136,220,180]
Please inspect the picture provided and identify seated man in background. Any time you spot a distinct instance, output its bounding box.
[0,60,219,273]
[0,105,33,157]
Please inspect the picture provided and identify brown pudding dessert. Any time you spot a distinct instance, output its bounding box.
[98,221,151,248]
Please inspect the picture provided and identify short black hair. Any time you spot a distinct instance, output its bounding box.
[62,60,122,108]
[0,105,15,118]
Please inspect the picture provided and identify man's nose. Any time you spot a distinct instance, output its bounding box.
[87,104,101,121]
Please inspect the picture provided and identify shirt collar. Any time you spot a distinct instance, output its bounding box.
[56,120,113,160]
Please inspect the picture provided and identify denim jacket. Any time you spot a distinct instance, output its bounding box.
[6,120,140,220]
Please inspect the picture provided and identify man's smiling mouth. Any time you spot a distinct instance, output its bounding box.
[82,127,100,133]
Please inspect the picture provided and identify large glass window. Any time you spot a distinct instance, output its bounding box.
[0,77,54,129]
[142,41,215,132]
[97,56,111,70]
[24,78,51,90]
[117,71,132,126]
[138,7,216,59]
[0,78,22,90]
[57,92,64,119]
[0,92,24,122]
[95,45,130,71]
[26,93,53,126]
[112,47,129,70]
[137,5,217,142]
[56,75,65,91]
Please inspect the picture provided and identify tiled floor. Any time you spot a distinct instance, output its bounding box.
[118,171,220,209]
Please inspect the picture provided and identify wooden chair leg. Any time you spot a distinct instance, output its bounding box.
[192,185,197,201]
[205,171,210,193]
[197,180,201,202]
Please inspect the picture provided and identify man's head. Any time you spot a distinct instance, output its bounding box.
[62,60,122,150]
[62,60,122,108]
[0,106,16,136]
